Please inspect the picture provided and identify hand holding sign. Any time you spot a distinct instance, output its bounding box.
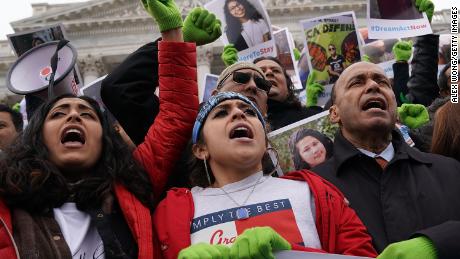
[229,227,291,259]
[178,243,230,259]
[415,0,434,22]
[377,237,438,259]
[392,40,413,62]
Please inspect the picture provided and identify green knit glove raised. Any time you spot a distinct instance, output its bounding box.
[306,71,325,107]
[140,0,182,32]
[221,44,238,67]
[392,40,413,62]
[416,0,435,22]
[183,7,222,46]
[229,227,291,259]
[293,48,301,61]
[361,54,371,62]
[178,243,230,259]
[377,237,438,259]
[397,103,429,129]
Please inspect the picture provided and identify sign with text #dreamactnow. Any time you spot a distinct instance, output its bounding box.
[366,0,432,39]
[275,251,373,259]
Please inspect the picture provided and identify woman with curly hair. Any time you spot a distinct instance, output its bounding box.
[224,0,271,51]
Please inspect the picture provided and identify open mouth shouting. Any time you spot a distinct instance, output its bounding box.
[361,97,388,112]
[61,126,86,147]
[229,123,254,141]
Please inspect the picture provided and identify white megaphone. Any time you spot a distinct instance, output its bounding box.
[6,40,79,100]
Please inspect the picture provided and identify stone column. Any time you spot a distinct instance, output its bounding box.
[79,54,105,86]
[196,46,214,101]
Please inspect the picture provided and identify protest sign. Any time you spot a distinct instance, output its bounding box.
[377,59,396,79]
[273,28,303,90]
[300,12,362,85]
[202,73,219,102]
[367,0,432,39]
[205,0,276,62]
[268,111,338,174]
[275,250,373,259]
[7,24,83,88]
[362,39,399,64]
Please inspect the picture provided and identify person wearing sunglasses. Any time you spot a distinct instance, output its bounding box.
[254,56,323,130]
[326,43,346,84]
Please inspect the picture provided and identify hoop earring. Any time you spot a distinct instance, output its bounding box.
[203,157,212,186]
[265,146,280,176]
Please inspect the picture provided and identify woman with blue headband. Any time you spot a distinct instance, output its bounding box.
[153,92,377,259]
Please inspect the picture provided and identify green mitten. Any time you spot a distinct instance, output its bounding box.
[12,103,20,113]
[392,41,413,62]
[229,227,291,259]
[221,44,238,67]
[293,48,301,61]
[183,7,222,46]
[306,71,325,107]
[361,54,371,62]
[397,103,429,129]
[377,236,438,259]
[178,243,230,259]
[416,0,434,22]
[140,0,182,32]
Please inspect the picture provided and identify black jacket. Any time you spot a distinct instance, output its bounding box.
[393,34,440,106]
[101,40,161,146]
[267,99,322,131]
[312,131,460,258]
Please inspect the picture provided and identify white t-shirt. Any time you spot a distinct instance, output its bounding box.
[241,19,270,47]
[190,172,321,248]
[53,203,105,259]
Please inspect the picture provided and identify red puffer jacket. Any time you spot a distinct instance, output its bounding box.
[0,40,198,259]
[153,170,378,258]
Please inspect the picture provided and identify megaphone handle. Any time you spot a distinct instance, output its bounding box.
[48,39,70,100]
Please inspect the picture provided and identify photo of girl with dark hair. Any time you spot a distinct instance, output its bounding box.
[288,128,333,170]
[224,0,271,51]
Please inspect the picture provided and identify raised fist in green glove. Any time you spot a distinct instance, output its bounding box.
[361,54,371,62]
[178,243,230,259]
[229,227,291,259]
[183,7,222,46]
[377,236,438,259]
[221,44,238,67]
[306,71,325,107]
[293,48,301,62]
[141,0,182,32]
[416,0,435,22]
[392,40,413,62]
[397,103,429,129]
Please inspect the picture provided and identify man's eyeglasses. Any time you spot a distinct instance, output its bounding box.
[218,71,272,94]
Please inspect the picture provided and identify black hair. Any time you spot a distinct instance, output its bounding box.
[0,104,23,132]
[253,56,301,108]
[224,0,264,50]
[288,128,333,170]
[0,94,154,214]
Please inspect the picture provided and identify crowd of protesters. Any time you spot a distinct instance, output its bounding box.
[0,0,458,258]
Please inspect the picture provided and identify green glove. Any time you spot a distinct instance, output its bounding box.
[416,0,434,22]
[178,243,230,259]
[306,71,325,107]
[183,7,222,46]
[377,236,438,259]
[229,227,291,259]
[221,44,238,67]
[293,48,301,61]
[140,0,182,32]
[397,103,429,129]
[361,54,371,62]
[392,41,413,62]
[12,103,20,113]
